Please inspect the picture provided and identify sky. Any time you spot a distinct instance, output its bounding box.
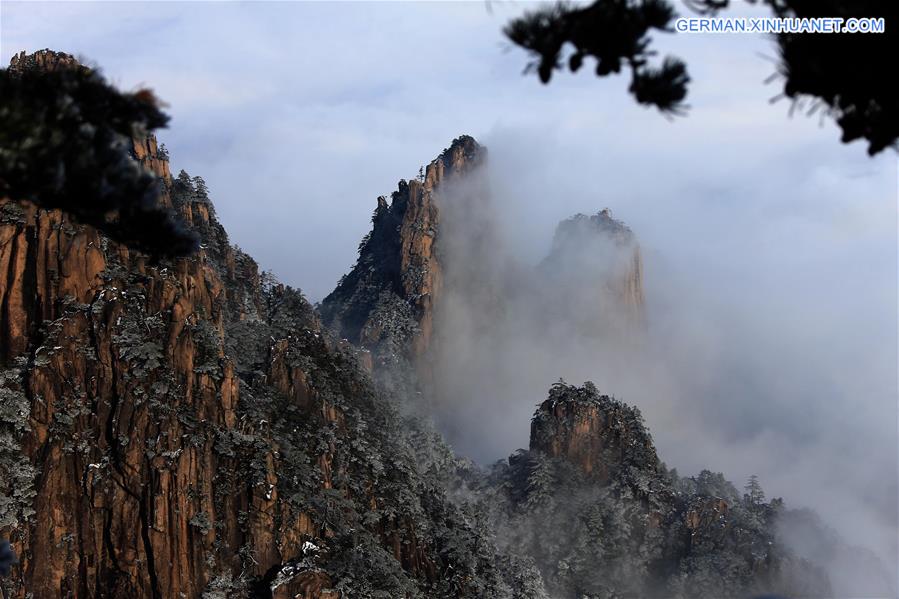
[2,0,898,588]
[6,0,881,302]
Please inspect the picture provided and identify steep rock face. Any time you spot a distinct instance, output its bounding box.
[319,136,484,367]
[323,163,646,411]
[0,128,294,597]
[133,135,172,181]
[0,199,106,362]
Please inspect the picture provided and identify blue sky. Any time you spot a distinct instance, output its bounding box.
[3,0,897,577]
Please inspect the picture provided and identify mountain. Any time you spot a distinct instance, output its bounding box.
[318,139,646,392]
[319,135,483,376]
[0,50,889,598]
[7,48,81,73]
[485,381,830,598]
[539,209,645,331]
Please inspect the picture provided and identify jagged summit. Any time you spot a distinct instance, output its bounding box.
[320,135,486,366]
[540,209,645,326]
[433,135,483,172]
[8,49,80,73]
[321,139,650,378]
[550,209,635,250]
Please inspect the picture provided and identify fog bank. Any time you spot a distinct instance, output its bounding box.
[427,131,897,594]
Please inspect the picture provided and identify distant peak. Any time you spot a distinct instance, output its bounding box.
[8,49,82,73]
[557,210,633,239]
[430,134,485,180]
[444,134,481,156]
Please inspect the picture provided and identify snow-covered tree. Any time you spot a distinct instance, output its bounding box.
[744,474,765,506]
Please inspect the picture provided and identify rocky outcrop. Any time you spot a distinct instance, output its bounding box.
[7,49,81,73]
[499,382,832,599]
[319,136,484,367]
[529,381,659,485]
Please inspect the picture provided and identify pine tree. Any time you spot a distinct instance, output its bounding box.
[744,474,765,506]
[503,0,897,155]
[176,169,193,189]
[193,176,208,200]
[525,454,555,508]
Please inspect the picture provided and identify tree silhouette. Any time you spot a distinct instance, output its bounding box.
[505,0,689,114]
[744,474,765,505]
[505,0,897,155]
[0,51,199,257]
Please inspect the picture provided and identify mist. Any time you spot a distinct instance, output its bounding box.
[425,131,897,595]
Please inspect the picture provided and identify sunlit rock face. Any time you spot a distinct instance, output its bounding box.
[0,88,280,594]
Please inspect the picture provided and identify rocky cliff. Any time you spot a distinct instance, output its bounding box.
[319,136,484,370]
[2,126,313,597]
[322,157,645,388]
[7,49,81,73]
